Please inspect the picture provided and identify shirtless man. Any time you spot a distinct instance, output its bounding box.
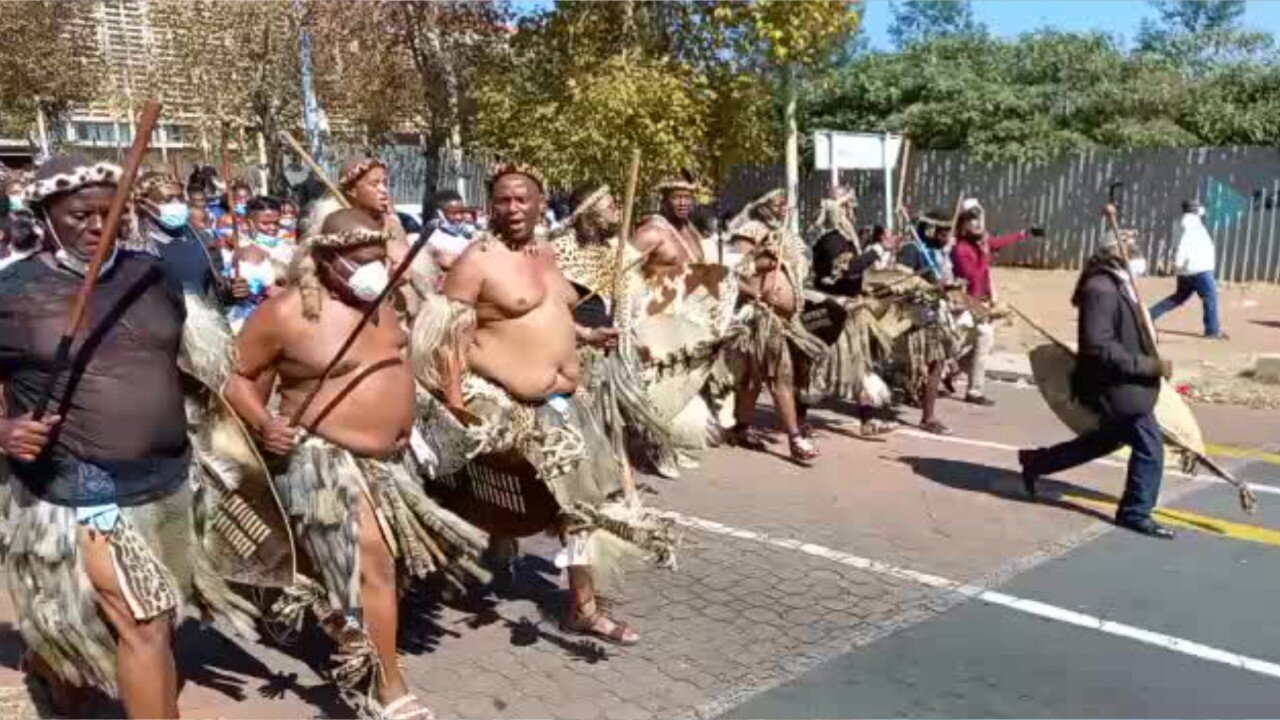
[726,207,824,464]
[632,173,705,277]
[444,164,643,645]
[226,208,479,718]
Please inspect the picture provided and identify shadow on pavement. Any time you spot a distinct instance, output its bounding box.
[177,620,351,718]
[896,455,1117,524]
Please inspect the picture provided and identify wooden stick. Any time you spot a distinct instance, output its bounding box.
[1103,205,1160,356]
[33,100,162,421]
[220,135,241,278]
[287,233,431,427]
[610,149,642,318]
[895,136,912,220]
[279,130,349,209]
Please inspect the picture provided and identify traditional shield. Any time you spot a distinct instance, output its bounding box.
[800,290,850,346]
[630,262,739,423]
[1028,342,1206,464]
[416,404,561,539]
[180,293,296,588]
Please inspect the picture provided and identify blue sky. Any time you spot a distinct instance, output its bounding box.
[854,0,1279,49]
[513,1,1280,49]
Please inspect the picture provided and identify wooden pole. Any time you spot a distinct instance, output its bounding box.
[279,130,349,209]
[33,100,162,420]
[220,135,241,280]
[1103,204,1160,356]
[610,149,642,318]
[895,136,912,227]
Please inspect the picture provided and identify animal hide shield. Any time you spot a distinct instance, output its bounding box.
[1028,342,1206,466]
[180,293,296,588]
[800,291,850,346]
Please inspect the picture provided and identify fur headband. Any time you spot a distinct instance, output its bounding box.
[568,185,611,224]
[303,228,391,249]
[26,160,123,204]
[338,156,387,190]
[487,162,546,194]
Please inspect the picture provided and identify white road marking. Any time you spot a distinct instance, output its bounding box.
[664,511,1280,680]
[896,428,1280,496]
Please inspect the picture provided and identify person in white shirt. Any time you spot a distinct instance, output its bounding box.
[1150,199,1225,339]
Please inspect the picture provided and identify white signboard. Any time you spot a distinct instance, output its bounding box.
[813,131,903,171]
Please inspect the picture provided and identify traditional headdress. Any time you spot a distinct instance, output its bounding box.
[133,168,181,202]
[486,161,546,194]
[812,187,858,242]
[302,227,391,249]
[338,155,387,191]
[567,184,611,225]
[292,218,391,320]
[918,209,953,229]
[655,168,702,195]
[728,188,785,232]
[25,154,122,205]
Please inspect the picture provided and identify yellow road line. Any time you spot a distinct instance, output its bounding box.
[1063,493,1280,547]
[1205,443,1280,467]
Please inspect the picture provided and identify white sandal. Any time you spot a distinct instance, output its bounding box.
[369,693,435,720]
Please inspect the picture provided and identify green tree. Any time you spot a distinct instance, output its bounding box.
[1149,0,1245,33]
[889,0,985,48]
[1136,0,1270,70]
[149,0,302,185]
[0,1,103,149]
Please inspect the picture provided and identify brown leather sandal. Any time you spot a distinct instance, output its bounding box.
[562,608,641,646]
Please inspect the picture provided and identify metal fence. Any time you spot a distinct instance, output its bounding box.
[903,146,1280,283]
[722,145,1280,283]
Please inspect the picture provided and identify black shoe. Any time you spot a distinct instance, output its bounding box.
[1117,517,1176,539]
[1016,449,1040,498]
[964,394,995,407]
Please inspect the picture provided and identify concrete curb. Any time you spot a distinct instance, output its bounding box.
[987,351,1035,384]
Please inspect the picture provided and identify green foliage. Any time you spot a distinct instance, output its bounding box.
[803,27,1280,162]
[474,1,857,194]
[0,1,102,141]
[889,0,986,48]
[1150,0,1245,34]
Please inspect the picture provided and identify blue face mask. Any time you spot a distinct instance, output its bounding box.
[234,203,247,216]
[156,201,190,230]
[254,232,280,248]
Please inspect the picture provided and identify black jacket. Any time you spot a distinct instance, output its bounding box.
[1070,268,1161,418]
[811,231,880,297]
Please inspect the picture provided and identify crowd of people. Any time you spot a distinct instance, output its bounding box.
[0,149,1186,720]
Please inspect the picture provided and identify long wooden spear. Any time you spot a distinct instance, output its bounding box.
[610,149,642,321]
[33,100,162,421]
[279,130,349,209]
[219,133,241,278]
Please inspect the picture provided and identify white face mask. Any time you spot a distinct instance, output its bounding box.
[338,256,390,302]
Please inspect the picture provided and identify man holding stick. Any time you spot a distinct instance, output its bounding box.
[0,154,253,718]
[225,208,487,718]
[1019,213,1175,540]
[550,182,679,479]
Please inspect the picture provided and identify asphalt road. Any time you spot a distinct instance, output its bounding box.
[4,380,1278,719]
[726,383,1280,719]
